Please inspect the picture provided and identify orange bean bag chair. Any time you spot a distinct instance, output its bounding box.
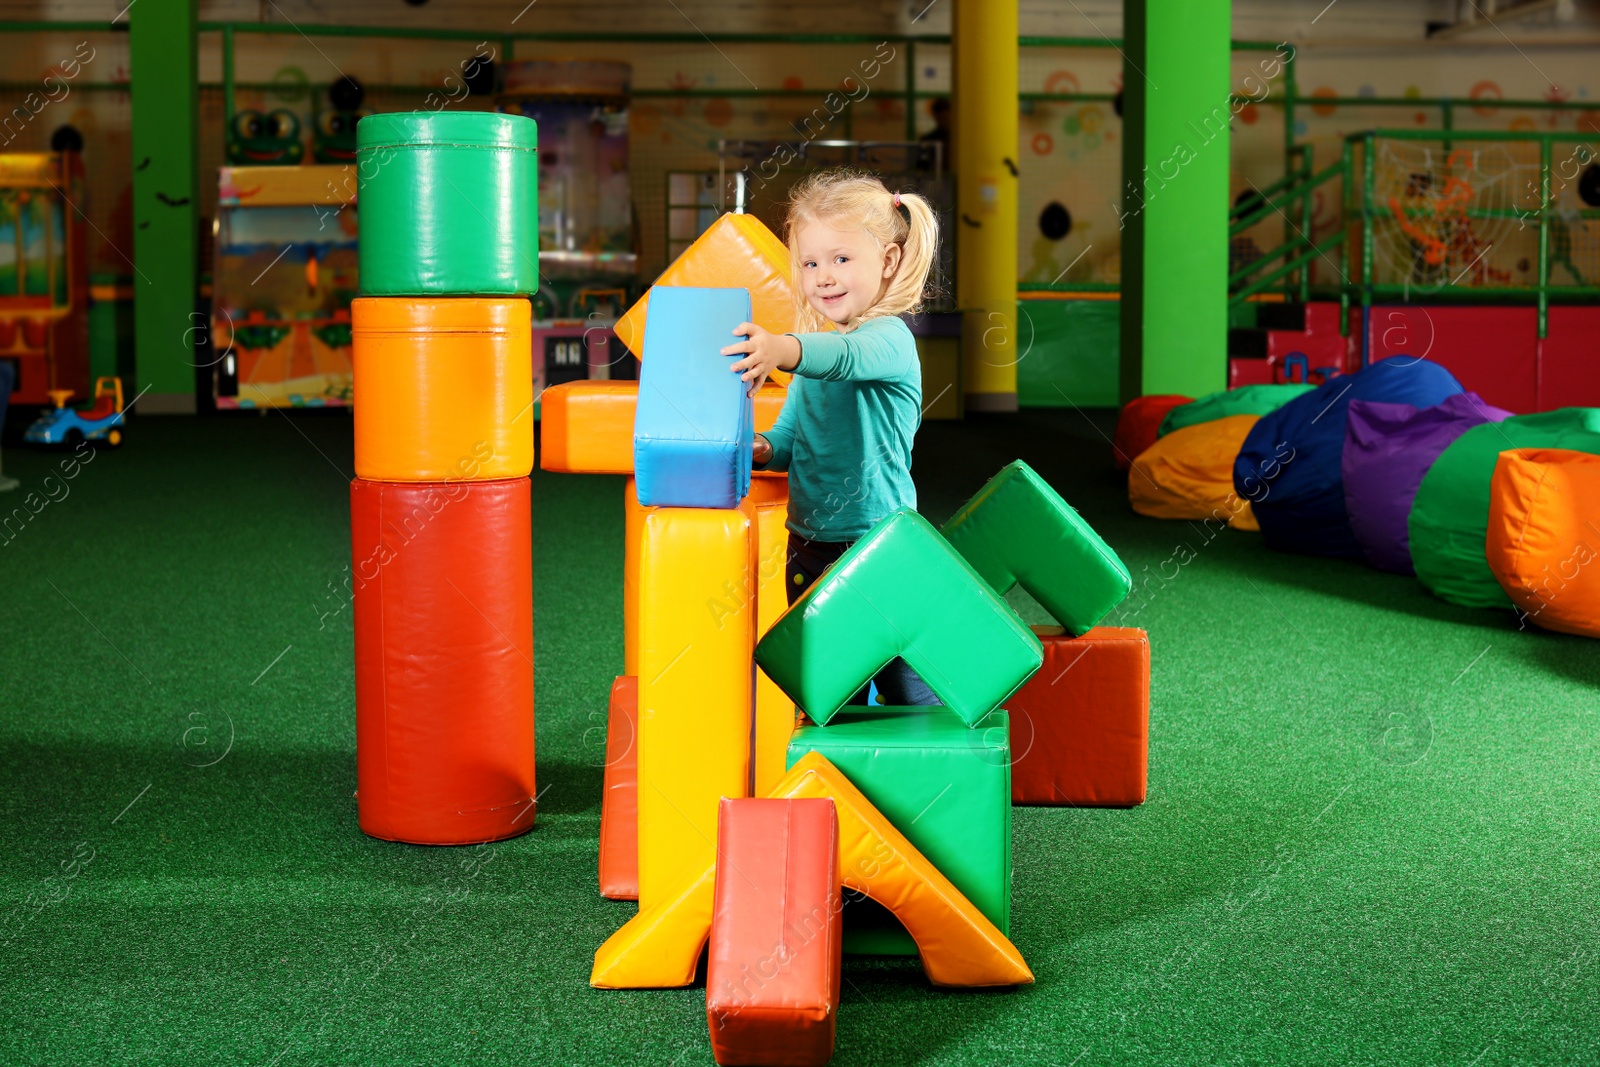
[1112,394,1192,471]
[1485,448,1600,637]
[1129,414,1260,531]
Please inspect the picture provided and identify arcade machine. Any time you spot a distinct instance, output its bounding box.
[498,59,638,408]
[0,144,89,413]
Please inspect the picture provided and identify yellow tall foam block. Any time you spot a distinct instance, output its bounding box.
[589,752,1033,990]
[621,477,657,679]
[616,213,820,385]
[636,506,756,908]
[744,476,796,795]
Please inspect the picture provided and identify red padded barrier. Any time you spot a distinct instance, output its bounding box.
[706,798,841,1067]
[1008,626,1150,807]
[352,477,536,844]
[598,675,639,900]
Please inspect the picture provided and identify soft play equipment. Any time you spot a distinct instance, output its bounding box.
[590,753,1034,990]
[754,509,1043,727]
[356,113,539,296]
[598,676,639,900]
[351,297,533,481]
[787,708,1011,956]
[350,478,535,844]
[1411,408,1600,608]
[541,379,789,475]
[634,287,755,509]
[746,478,798,796]
[1341,393,1510,574]
[1235,356,1463,559]
[351,111,537,846]
[1157,383,1316,438]
[941,460,1132,635]
[1008,627,1150,807]
[636,505,755,907]
[1486,449,1600,638]
[705,798,841,1067]
[1129,414,1262,531]
[1113,394,1192,470]
[615,212,803,385]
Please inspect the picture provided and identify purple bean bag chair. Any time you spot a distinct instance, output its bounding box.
[1341,392,1511,574]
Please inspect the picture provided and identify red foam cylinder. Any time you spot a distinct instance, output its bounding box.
[706,798,841,1067]
[352,477,536,844]
[597,675,639,900]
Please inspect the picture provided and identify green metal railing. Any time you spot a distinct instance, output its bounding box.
[1230,128,1600,341]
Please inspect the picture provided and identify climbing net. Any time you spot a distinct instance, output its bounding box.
[1366,137,1597,292]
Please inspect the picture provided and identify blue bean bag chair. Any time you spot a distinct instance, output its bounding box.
[1233,357,1463,558]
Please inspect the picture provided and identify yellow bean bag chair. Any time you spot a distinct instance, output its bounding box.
[1130,414,1260,531]
[1485,448,1600,638]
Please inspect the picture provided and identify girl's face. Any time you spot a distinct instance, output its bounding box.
[795,218,902,326]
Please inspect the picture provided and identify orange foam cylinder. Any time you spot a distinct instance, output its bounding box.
[706,798,841,1067]
[598,675,639,901]
[636,506,756,908]
[352,297,533,481]
[541,380,790,475]
[352,477,535,844]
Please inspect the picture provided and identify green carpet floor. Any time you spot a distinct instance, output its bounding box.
[3,408,1599,1066]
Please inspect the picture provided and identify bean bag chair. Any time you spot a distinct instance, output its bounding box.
[1233,356,1463,559]
[1486,449,1600,637]
[1341,393,1511,574]
[1130,415,1261,531]
[1411,408,1600,608]
[1113,394,1191,471]
[1158,383,1316,438]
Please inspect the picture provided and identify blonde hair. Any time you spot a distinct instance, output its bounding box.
[783,169,940,332]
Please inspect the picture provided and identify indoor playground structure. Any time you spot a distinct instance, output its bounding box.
[8,4,1600,1065]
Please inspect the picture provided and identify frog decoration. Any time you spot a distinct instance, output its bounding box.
[227,108,304,166]
[313,76,369,165]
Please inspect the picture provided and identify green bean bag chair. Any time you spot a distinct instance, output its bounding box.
[1409,408,1600,608]
[1158,383,1316,438]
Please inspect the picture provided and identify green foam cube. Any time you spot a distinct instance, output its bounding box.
[942,460,1131,635]
[786,706,1011,956]
[754,509,1042,726]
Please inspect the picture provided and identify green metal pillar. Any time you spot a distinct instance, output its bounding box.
[129,0,200,413]
[1118,0,1231,401]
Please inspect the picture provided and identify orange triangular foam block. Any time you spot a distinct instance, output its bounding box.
[589,752,1033,989]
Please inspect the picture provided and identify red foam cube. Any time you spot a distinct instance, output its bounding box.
[1008,626,1150,807]
[597,675,638,900]
[706,798,841,1067]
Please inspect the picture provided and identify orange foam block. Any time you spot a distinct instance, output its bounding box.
[590,752,1033,990]
[540,379,789,475]
[597,676,638,900]
[706,798,841,1067]
[1008,626,1150,807]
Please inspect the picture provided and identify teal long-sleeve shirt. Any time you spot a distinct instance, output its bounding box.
[756,314,921,542]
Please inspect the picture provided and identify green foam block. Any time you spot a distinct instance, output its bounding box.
[787,706,1011,956]
[941,460,1131,635]
[754,509,1042,727]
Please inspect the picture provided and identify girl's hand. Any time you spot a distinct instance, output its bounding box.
[722,322,801,397]
[752,433,773,467]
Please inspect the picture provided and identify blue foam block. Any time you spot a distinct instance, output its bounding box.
[633,286,755,509]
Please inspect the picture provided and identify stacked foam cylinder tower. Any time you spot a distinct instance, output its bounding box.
[350,112,540,844]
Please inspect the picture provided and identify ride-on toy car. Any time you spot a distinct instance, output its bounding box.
[25,377,126,448]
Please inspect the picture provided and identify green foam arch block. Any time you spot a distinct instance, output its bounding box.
[941,460,1131,635]
[754,509,1042,727]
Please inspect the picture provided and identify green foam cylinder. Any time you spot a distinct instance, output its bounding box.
[356,112,539,296]
[787,706,1011,956]
[942,460,1131,635]
[754,509,1042,727]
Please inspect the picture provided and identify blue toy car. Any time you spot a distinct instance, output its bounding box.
[25,377,127,448]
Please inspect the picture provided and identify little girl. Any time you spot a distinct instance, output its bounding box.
[721,169,940,707]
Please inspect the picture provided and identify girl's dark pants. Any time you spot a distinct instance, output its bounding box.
[784,531,939,707]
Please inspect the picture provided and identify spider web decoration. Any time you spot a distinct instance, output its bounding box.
[1370,138,1545,293]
